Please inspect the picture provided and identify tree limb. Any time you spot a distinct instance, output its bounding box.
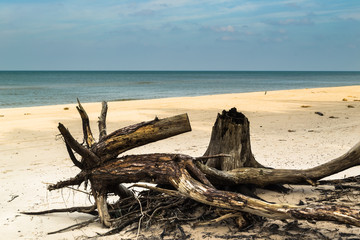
[48,172,86,191]
[65,141,83,169]
[91,114,192,162]
[21,205,97,215]
[58,123,100,169]
[98,101,108,141]
[196,141,360,187]
[76,98,96,148]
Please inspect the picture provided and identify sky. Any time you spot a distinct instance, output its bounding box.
[0,0,359,71]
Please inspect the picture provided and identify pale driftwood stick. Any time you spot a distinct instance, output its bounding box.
[95,193,111,227]
[197,141,360,187]
[58,123,100,168]
[76,99,96,148]
[98,101,108,141]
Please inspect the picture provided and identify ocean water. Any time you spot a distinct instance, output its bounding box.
[0,71,359,108]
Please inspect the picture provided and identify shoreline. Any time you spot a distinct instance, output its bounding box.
[1,85,360,239]
[1,84,360,111]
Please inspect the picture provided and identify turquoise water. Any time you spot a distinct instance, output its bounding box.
[0,71,359,108]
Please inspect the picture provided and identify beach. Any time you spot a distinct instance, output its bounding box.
[1,85,360,239]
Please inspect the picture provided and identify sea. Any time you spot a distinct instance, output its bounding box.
[0,71,359,108]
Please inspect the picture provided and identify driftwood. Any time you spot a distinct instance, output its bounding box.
[24,101,360,236]
[205,108,264,170]
[198,142,360,187]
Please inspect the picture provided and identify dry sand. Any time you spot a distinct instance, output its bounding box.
[1,86,360,239]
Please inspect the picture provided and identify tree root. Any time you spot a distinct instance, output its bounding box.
[21,205,97,215]
[48,217,98,235]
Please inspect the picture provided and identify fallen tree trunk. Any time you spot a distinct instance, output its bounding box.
[49,153,360,227]
[197,141,360,187]
[26,101,360,233]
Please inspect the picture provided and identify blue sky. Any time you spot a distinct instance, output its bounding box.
[0,0,359,70]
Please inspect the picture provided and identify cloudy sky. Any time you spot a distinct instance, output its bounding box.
[0,0,359,70]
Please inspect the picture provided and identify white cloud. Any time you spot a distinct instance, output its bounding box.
[216,25,235,32]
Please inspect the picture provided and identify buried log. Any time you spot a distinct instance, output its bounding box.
[26,101,360,233]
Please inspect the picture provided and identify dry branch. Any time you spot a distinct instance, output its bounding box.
[91,113,191,162]
[98,101,108,140]
[76,98,96,148]
[58,123,100,169]
[22,205,97,215]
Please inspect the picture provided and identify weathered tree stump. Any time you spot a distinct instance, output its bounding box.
[205,108,264,170]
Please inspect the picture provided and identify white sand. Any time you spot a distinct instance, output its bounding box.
[1,86,360,239]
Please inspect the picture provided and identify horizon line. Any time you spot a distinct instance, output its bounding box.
[1,70,360,72]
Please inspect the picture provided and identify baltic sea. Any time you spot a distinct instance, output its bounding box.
[0,71,359,108]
